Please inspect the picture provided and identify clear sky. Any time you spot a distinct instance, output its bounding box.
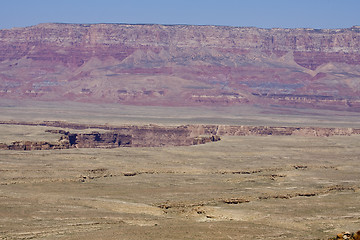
[1,0,359,30]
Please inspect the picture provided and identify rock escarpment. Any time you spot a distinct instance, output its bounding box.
[1,121,360,150]
[46,130,132,148]
[0,130,132,150]
[188,125,360,137]
[0,122,221,150]
[1,24,360,111]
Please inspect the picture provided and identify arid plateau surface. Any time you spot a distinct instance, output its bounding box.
[0,102,360,239]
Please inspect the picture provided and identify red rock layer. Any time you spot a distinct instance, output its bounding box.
[1,24,360,111]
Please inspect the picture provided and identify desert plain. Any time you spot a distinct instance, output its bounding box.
[0,101,359,240]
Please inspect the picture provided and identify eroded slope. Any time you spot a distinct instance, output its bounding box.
[1,24,360,111]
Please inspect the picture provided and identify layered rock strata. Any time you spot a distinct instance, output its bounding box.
[1,24,360,111]
[0,130,132,150]
[1,121,360,150]
[0,123,221,150]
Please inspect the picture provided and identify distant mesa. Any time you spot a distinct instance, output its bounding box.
[1,23,360,111]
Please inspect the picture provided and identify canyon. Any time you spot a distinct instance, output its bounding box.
[1,120,360,239]
[1,23,360,111]
[1,23,360,239]
[1,120,359,150]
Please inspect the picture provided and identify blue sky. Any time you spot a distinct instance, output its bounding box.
[1,0,359,29]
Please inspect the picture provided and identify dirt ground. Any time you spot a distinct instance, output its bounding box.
[0,102,360,239]
[1,132,360,239]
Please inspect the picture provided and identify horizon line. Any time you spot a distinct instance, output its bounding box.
[2,22,360,31]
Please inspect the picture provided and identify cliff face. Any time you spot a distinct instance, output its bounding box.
[1,121,359,151]
[0,123,221,150]
[1,23,360,111]
[2,120,360,150]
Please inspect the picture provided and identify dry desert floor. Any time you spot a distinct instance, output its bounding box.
[0,102,360,239]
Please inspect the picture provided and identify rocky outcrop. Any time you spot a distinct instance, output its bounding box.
[0,130,132,150]
[45,130,132,148]
[328,230,360,240]
[193,135,221,145]
[1,121,360,151]
[187,125,359,137]
[1,24,360,111]
[0,122,222,150]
